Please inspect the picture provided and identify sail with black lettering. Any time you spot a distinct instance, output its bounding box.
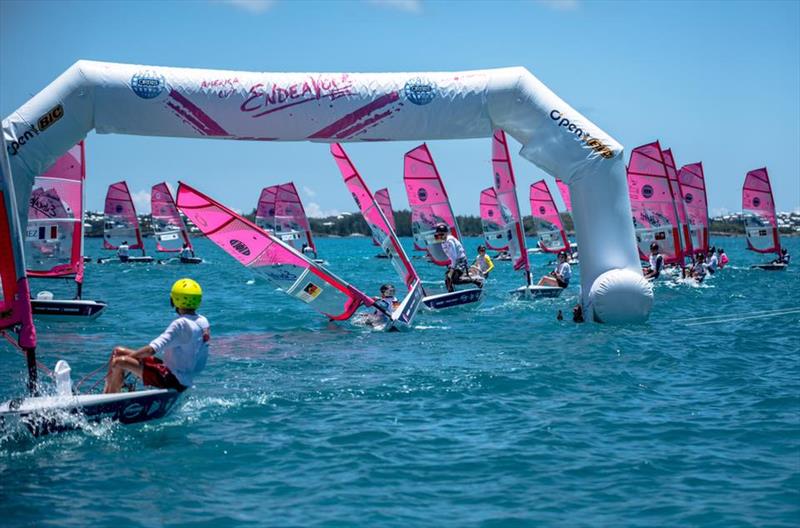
[742,167,781,256]
[176,182,377,321]
[25,142,85,284]
[151,182,191,253]
[255,185,278,233]
[492,129,530,277]
[274,182,315,254]
[103,181,145,252]
[403,144,461,266]
[677,162,710,256]
[480,187,507,251]
[627,141,682,263]
[529,179,569,254]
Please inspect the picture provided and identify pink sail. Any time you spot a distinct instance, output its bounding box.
[480,187,507,251]
[529,180,569,254]
[103,181,144,251]
[332,144,419,290]
[25,141,85,283]
[176,182,374,321]
[274,182,315,253]
[742,167,781,255]
[492,129,529,274]
[151,182,191,253]
[255,185,279,233]
[677,162,710,255]
[1,131,36,353]
[403,144,461,266]
[555,179,572,213]
[374,188,396,233]
[626,141,682,263]
[662,148,693,260]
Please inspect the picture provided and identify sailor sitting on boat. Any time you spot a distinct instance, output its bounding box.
[434,223,483,292]
[117,241,130,263]
[301,243,318,260]
[642,242,664,280]
[537,251,571,288]
[690,253,708,282]
[104,278,210,394]
[369,284,400,325]
[470,245,495,277]
[179,243,195,260]
[773,248,790,265]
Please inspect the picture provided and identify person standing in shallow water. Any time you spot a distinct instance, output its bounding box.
[104,278,210,393]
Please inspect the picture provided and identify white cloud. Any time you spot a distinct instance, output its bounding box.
[219,0,276,14]
[131,190,150,214]
[305,202,341,218]
[536,0,579,11]
[302,185,317,198]
[366,0,422,13]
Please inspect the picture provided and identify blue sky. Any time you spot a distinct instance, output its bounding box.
[1,0,798,216]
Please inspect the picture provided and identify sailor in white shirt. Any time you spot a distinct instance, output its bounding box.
[433,223,483,292]
[538,251,571,288]
[104,278,210,393]
[117,241,130,262]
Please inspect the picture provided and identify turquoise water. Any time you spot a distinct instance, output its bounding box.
[2,235,798,527]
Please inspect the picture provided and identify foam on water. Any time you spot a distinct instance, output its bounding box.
[1,236,798,526]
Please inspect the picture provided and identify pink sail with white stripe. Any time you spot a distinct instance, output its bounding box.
[742,167,781,255]
[403,144,461,266]
[662,148,693,261]
[274,182,315,253]
[176,182,375,321]
[677,162,709,255]
[492,129,529,275]
[555,179,572,213]
[151,182,191,252]
[103,181,144,251]
[255,185,278,233]
[529,180,569,254]
[626,142,682,263]
[480,187,507,251]
[25,142,85,283]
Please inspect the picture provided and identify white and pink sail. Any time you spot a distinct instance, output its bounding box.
[529,179,569,254]
[373,188,396,246]
[25,142,85,287]
[255,185,279,233]
[677,162,709,256]
[332,144,423,326]
[662,148,693,261]
[176,182,378,321]
[627,142,682,263]
[103,181,145,253]
[151,182,191,253]
[403,144,461,266]
[479,187,507,251]
[492,130,530,278]
[742,167,781,256]
[555,179,572,213]
[274,182,316,254]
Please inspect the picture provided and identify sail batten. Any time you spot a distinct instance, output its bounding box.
[151,182,191,253]
[742,167,780,255]
[529,180,569,254]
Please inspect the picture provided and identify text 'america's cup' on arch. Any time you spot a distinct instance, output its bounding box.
[2,60,653,323]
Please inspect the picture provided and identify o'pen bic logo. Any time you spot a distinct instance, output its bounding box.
[404,78,437,106]
[685,192,694,204]
[417,188,428,202]
[230,239,251,256]
[641,185,654,199]
[753,197,761,207]
[131,71,166,99]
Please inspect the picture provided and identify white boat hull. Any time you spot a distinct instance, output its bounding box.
[31,299,107,321]
[511,285,564,299]
[422,287,483,310]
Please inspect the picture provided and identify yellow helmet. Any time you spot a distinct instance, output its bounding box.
[170,278,202,310]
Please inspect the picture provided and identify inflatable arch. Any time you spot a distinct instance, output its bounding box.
[2,61,653,323]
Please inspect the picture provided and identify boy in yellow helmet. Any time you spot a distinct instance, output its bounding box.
[104,278,210,393]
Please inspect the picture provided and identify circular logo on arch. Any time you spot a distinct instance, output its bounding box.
[417,188,428,202]
[641,185,654,199]
[404,78,437,106]
[685,193,694,204]
[131,71,166,99]
[752,197,761,207]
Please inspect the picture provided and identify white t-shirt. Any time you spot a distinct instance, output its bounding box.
[442,235,466,266]
[149,314,210,387]
[707,254,718,271]
[117,244,129,257]
[556,261,572,282]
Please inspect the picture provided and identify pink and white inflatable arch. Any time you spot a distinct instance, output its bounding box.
[2,61,653,323]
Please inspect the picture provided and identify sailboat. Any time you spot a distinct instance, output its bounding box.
[255,185,279,234]
[677,162,710,258]
[1,141,181,436]
[176,182,389,322]
[742,168,785,270]
[372,188,396,259]
[404,143,483,309]
[274,182,323,263]
[25,141,107,320]
[100,181,153,263]
[529,180,570,254]
[661,149,693,265]
[493,130,561,298]
[479,187,509,258]
[331,144,423,329]
[626,141,684,266]
[151,182,201,264]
